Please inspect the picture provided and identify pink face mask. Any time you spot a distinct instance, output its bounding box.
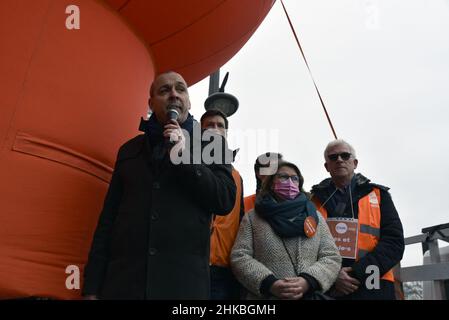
[273,179,300,200]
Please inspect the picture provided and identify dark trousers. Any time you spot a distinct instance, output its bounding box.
[210,265,242,300]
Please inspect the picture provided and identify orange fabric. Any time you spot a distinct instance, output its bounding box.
[210,169,242,267]
[0,0,274,299]
[104,0,276,86]
[357,189,382,259]
[0,0,154,299]
[244,194,257,213]
[313,188,394,282]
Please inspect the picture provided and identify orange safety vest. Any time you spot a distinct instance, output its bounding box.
[243,194,256,213]
[312,188,395,282]
[209,168,242,267]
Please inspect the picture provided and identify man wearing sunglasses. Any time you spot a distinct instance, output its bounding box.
[311,139,404,300]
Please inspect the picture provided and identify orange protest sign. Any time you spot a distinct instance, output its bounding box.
[326,218,359,259]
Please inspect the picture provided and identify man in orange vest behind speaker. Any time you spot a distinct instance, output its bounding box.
[311,139,404,300]
[200,109,245,299]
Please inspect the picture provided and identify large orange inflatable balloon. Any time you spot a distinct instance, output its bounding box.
[0,0,274,299]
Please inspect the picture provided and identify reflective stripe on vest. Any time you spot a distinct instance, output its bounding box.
[209,169,242,267]
[359,224,380,238]
[312,188,394,282]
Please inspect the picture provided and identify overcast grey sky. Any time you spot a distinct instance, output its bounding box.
[188,0,449,268]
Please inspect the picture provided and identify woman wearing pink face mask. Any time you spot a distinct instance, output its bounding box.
[231,161,341,300]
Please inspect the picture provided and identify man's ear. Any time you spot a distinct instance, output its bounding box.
[353,159,358,170]
[148,98,152,109]
[324,162,330,172]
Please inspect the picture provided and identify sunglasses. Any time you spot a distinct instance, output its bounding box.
[275,173,300,183]
[327,152,352,161]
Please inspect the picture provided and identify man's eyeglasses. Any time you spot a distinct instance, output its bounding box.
[275,173,300,183]
[327,152,352,161]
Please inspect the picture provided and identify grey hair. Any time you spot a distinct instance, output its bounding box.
[324,139,356,160]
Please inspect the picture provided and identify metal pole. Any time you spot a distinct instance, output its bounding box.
[208,69,220,96]
[428,240,446,299]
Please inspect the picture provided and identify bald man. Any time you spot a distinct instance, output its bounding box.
[83,71,236,299]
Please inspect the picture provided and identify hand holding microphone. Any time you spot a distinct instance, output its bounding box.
[163,106,184,151]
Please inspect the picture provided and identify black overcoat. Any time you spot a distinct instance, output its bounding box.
[83,126,236,299]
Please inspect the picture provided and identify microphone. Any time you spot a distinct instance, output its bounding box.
[166,107,180,148]
[166,107,179,123]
